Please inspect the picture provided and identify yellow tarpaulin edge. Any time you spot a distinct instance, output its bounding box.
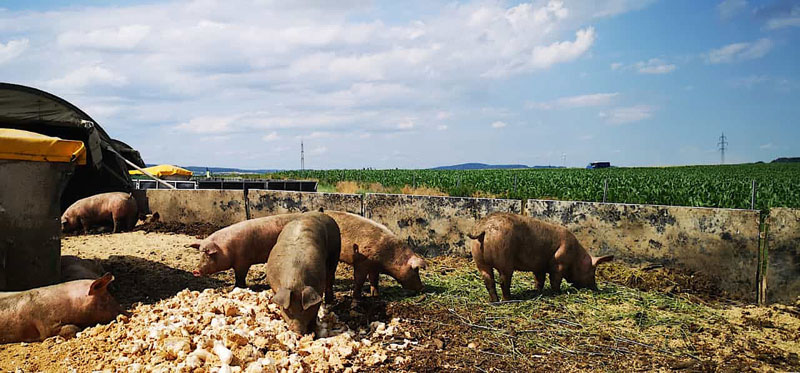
[129,164,193,177]
[0,128,87,165]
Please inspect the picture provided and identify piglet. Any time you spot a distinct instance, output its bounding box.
[327,211,426,300]
[0,273,123,343]
[189,213,302,288]
[469,212,613,302]
[61,192,138,233]
[266,212,340,334]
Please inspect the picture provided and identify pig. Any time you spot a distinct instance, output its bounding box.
[61,192,138,234]
[0,273,124,343]
[266,212,340,334]
[468,212,613,302]
[327,211,426,300]
[60,255,105,282]
[189,213,302,288]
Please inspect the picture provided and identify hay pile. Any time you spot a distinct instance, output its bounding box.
[71,288,411,372]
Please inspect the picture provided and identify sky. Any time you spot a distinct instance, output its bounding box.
[1,0,798,169]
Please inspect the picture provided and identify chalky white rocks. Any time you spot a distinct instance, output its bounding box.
[73,287,410,372]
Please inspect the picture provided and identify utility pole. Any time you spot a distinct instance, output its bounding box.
[718,132,728,164]
[300,139,305,171]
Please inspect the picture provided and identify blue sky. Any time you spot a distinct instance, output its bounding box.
[1,0,798,169]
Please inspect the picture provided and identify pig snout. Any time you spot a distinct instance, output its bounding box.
[192,270,202,277]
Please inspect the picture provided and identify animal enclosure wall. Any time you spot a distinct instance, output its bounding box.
[247,190,362,218]
[526,199,761,301]
[364,193,522,256]
[144,189,247,226]
[766,208,800,303]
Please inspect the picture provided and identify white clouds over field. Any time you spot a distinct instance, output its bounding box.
[0,0,660,167]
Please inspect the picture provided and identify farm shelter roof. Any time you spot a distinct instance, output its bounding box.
[129,164,192,177]
[0,128,86,165]
[0,83,145,209]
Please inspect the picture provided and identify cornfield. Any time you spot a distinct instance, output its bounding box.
[267,163,800,210]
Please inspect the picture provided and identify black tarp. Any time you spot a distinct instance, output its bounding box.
[0,83,145,210]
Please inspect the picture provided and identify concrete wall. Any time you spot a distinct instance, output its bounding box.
[248,190,362,218]
[144,189,247,226]
[364,193,522,256]
[766,208,800,303]
[526,199,760,301]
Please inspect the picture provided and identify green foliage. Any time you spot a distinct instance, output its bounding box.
[268,163,800,210]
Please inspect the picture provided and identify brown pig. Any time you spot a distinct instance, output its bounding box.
[60,255,105,282]
[0,273,124,343]
[327,211,426,300]
[468,212,613,302]
[189,213,302,288]
[61,192,138,233]
[266,212,340,334]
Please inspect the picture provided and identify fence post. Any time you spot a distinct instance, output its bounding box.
[751,180,757,210]
[756,222,769,305]
[602,179,608,203]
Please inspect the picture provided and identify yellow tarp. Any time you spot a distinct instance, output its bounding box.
[0,128,86,165]
[129,164,193,177]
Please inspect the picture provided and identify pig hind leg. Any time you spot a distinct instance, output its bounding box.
[353,266,368,301]
[477,265,499,303]
[549,270,563,293]
[534,271,546,292]
[499,270,514,301]
[324,262,337,304]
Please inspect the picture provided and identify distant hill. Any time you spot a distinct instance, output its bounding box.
[432,163,564,170]
[771,157,800,163]
[146,165,279,174]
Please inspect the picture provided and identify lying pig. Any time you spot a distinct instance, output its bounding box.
[0,273,123,343]
[60,255,105,282]
[61,192,138,234]
[468,212,613,302]
[327,211,426,300]
[266,212,341,334]
[190,213,302,288]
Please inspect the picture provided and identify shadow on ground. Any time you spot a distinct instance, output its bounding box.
[101,255,226,308]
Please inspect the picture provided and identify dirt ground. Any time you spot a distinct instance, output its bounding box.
[1,225,799,372]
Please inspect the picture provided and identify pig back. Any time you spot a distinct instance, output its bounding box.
[328,211,396,265]
[266,213,339,290]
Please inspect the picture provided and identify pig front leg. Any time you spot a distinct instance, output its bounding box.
[80,218,90,234]
[477,265,499,303]
[56,324,81,339]
[233,267,249,288]
[368,271,380,297]
[499,270,513,301]
[324,265,336,304]
[549,271,563,293]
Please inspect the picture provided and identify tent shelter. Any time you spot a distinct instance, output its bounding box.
[130,164,193,181]
[0,83,145,210]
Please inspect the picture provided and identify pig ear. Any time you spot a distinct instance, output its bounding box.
[204,242,220,255]
[408,255,427,270]
[89,273,115,296]
[301,286,322,311]
[592,255,614,267]
[273,288,292,309]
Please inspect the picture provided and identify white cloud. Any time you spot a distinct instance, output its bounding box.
[598,105,654,124]
[46,65,128,90]
[634,58,676,74]
[759,143,774,150]
[310,146,327,156]
[718,0,747,19]
[528,92,619,110]
[436,111,452,120]
[436,124,448,130]
[706,38,773,64]
[491,121,507,128]
[262,131,279,141]
[763,4,800,29]
[0,39,29,64]
[58,25,151,50]
[397,120,415,130]
[610,62,623,70]
[176,115,238,134]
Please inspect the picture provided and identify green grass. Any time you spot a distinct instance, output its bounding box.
[262,163,800,210]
